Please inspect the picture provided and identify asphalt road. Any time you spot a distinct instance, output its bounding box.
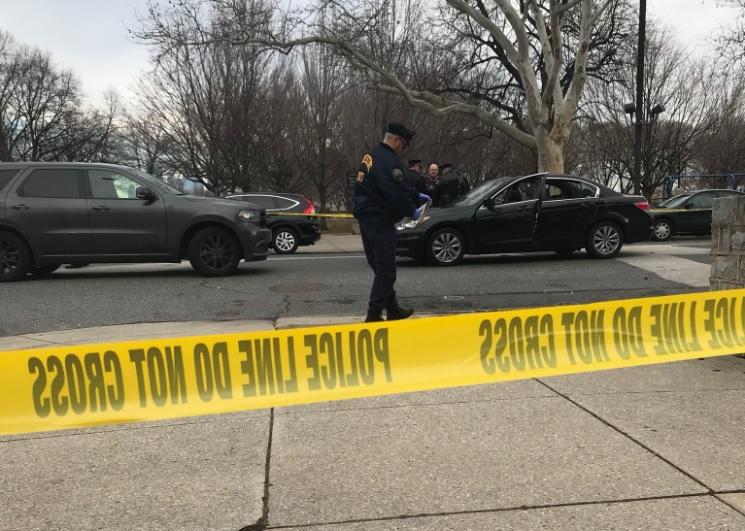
[0,246,699,337]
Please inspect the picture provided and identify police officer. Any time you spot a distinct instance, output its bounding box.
[354,123,430,322]
[404,159,426,194]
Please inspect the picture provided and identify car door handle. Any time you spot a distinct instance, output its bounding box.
[91,205,110,211]
[11,204,29,210]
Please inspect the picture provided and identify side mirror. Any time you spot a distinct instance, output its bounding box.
[684,202,694,210]
[136,186,157,202]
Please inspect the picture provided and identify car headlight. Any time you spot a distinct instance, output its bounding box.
[395,216,430,231]
[237,209,260,222]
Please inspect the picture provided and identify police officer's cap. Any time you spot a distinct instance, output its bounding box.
[386,122,415,144]
[408,159,422,166]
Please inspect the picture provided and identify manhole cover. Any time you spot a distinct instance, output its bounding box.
[269,282,331,293]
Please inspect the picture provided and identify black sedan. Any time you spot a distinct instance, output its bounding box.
[226,192,320,253]
[396,173,653,266]
[650,189,745,241]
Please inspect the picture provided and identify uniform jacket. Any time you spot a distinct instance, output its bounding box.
[353,143,417,223]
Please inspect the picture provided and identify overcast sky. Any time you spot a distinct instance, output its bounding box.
[0,0,739,107]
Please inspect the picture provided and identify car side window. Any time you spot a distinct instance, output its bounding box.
[687,192,714,209]
[546,182,570,200]
[275,197,297,210]
[545,179,598,201]
[18,169,84,198]
[580,182,599,197]
[246,195,278,209]
[89,170,142,199]
[495,177,542,205]
[0,169,18,192]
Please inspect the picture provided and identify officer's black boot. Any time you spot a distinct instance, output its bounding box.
[386,300,414,321]
[365,309,384,322]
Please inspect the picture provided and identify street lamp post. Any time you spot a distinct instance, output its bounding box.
[633,0,647,196]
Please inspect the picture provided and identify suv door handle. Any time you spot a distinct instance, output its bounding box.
[91,205,110,211]
[11,204,29,210]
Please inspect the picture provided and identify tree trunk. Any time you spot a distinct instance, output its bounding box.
[535,126,566,173]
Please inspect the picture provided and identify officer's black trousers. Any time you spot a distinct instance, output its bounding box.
[358,215,397,313]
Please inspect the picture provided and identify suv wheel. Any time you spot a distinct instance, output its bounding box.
[273,228,299,254]
[652,219,674,241]
[427,227,465,266]
[0,231,32,282]
[187,227,241,277]
[586,221,623,259]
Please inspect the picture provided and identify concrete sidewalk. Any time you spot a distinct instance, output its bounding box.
[3,316,745,530]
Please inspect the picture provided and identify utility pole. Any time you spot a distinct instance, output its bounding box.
[633,0,647,196]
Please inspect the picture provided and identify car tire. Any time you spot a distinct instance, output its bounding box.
[30,264,61,277]
[187,227,242,277]
[273,228,299,254]
[0,231,32,282]
[652,219,674,241]
[427,227,465,266]
[586,221,623,259]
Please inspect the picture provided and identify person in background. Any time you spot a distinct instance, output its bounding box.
[424,163,443,206]
[404,159,426,195]
[353,123,430,322]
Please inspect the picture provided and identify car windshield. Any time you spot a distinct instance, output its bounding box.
[451,177,512,206]
[134,169,185,195]
[659,194,692,208]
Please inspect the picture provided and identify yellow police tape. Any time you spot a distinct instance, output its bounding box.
[267,212,354,219]
[2,288,745,436]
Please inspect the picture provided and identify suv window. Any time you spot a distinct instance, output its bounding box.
[687,192,714,209]
[89,170,141,199]
[244,195,277,209]
[275,197,298,210]
[18,168,83,198]
[0,169,18,192]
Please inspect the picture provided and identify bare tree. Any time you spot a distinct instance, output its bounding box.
[135,0,276,194]
[574,27,722,198]
[136,0,632,174]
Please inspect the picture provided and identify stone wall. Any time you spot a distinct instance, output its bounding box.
[711,195,745,289]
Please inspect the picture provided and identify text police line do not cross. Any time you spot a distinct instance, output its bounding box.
[3,289,745,435]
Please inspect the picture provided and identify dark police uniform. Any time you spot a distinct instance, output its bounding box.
[404,167,426,195]
[354,134,416,321]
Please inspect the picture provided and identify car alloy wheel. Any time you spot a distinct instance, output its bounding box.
[428,228,464,266]
[273,229,298,254]
[653,219,673,241]
[0,231,31,282]
[588,222,622,258]
[187,227,241,277]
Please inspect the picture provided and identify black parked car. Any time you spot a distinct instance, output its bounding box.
[650,189,745,241]
[225,193,320,254]
[0,163,272,281]
[396,173,652,266]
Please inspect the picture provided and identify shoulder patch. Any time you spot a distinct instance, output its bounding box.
[361,154,373,171]
[392,169,404,182]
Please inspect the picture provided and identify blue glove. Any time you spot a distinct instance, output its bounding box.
[411,208,422,221]
[418,193,432,203]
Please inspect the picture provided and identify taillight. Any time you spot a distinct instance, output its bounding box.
[634,201,650,211]
[301,195,315,215]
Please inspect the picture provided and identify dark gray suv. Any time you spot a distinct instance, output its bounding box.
[0,163,272,281]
